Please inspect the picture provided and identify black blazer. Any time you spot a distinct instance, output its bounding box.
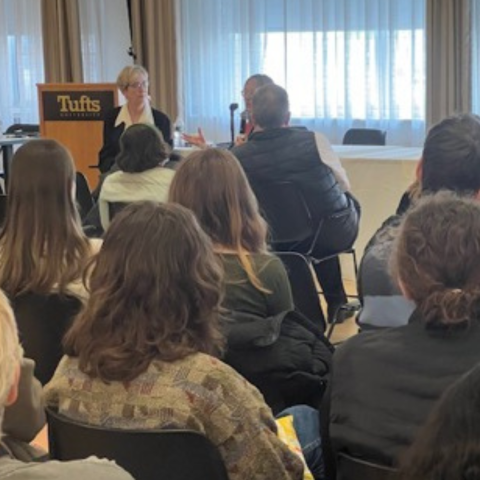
[97,106,172,173]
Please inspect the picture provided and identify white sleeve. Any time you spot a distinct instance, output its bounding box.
[314,132,351,191]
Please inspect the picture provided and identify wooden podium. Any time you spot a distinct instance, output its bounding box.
[37,83,119,187]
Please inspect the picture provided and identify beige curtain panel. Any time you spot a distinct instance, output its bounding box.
[130,0,178,121]
[426,0,472,128]
[41,0,83,83]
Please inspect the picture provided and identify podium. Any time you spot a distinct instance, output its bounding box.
[37,83,119,187]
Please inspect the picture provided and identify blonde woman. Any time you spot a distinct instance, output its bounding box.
[98,65,172,173]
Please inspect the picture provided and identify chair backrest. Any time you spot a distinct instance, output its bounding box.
[336,452,398,480]
[75,172,94,220]
[342,128,386,146]
[276,251,326,331]
[250,181,315,247]
[5,124,40,136]
[108,201,130,222]
[46,408,230,480]
[12,293,82,385]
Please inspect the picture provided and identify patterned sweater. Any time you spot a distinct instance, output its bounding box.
[44,352,303,480]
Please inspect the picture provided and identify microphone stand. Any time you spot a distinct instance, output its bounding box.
[229,103,239,148]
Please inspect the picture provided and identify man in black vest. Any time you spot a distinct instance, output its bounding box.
[232,84,360,321]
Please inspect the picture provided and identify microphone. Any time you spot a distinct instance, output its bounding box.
[229,103,239,147]
[239,110,249,135]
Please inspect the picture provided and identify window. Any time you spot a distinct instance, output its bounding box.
[178,0,426,146]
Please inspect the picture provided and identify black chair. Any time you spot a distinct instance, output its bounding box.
[12,293,82,385]
[252,181,359,334]
[0,194,7,223]
[46,408,230,480]
[336,452,398,480]
[342,128,386,146]
[75,172,94,220]
[276,251,326,332]
[5,124,40,136]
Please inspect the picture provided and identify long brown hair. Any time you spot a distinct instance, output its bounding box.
[391,191,480,326]
[399,365,480,480]
[168,148,269,291]
[63,201,224,383]
[0,139,90,296]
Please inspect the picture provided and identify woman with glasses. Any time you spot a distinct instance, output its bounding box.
[98,65,172,174]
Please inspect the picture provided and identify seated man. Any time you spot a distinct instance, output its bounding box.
[0,289,132,480]
[231,84,359,320]
[358,113,480,329]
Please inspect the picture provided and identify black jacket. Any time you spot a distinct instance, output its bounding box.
[98,106,172,173]
[331,310,480,466]
[223,309,333,415]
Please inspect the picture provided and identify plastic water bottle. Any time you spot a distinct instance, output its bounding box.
[173,119,185,148]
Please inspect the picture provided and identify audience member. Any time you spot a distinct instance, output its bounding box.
[45,202,305,480]
[0,140,101,301]
[331,192,480,467]
[98,65,172,173]
[98,123,174,230]
[398,364,480,480]
[0,289,132,479]
[169,147,293,317]
[169,148,332,415]
[183,73,274,147]
[232,84,358,321]
[358,113,480,329]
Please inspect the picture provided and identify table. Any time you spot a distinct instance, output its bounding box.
[0,136,30,192]
[332,145,422,279]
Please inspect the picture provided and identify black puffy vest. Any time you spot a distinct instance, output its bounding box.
[232,127,349,222]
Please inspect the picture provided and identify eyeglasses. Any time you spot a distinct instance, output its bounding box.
[128,81,149,90]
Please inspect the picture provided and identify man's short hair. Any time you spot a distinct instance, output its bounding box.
[252,84,289,129]
[422,114,480,194]
[0,290,21,406]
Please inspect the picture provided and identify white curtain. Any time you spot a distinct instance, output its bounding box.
[78,0,132,83]
[177,0,426,146]
[0,0,44,128]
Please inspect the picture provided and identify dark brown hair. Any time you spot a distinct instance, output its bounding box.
[64,201,224,383]
[0,139,90,296]
[168,148,269,291]
[116,123,170,173]
[399,365,480,480]
[391,191,480,326]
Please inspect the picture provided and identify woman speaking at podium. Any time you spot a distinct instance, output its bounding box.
[98,65,172,174]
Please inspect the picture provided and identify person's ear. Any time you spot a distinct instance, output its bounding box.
[285,111,291,126]
[398,277,412,300]
[416,158,423,182]
[5,363,20,407]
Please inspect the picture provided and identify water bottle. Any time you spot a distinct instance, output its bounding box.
[173,119,185,148]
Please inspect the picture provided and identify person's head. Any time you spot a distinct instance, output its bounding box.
[421,114,480,195]
[251,84,290,130]
[399,364,480,480]
[168,148,269,291]
[391,192,480,327]
[0,139,89,296]
[64,201,224,383]
[242,74,274,114]
[116,64,149,106]
[0,290,22,426]
[115,123,170,173]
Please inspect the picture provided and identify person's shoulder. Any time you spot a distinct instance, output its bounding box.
[103,106,122,122]
[151,108,171,124]
[0,457,133,480]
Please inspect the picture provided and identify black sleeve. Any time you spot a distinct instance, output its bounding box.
[153,109,173,147]
[98,107,124,173]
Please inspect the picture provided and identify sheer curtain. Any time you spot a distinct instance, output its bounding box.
[0,0,44,128]
[177,0,426,146]
[472,0,480,114]
[79,0,132,83]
